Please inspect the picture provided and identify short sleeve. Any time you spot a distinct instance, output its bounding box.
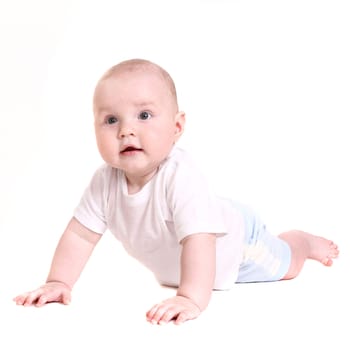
[166,151,227,242]
[73,165,109,234]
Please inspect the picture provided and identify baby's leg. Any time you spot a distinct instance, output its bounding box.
[278,230,339,280]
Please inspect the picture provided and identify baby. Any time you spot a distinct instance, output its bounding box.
[14,59,339,325]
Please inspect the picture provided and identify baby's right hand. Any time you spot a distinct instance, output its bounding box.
[13,281,71,307]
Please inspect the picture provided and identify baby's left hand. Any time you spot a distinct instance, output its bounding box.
[146,295,201,325]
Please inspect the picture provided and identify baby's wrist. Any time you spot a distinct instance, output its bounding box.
[176,293,202,312]
[45,280,72,290]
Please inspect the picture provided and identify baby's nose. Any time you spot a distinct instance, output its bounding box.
[118,122,136,138]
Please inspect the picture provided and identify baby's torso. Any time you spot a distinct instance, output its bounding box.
[102,148,246,289]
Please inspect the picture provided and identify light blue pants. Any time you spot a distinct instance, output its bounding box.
[233,202,291,283]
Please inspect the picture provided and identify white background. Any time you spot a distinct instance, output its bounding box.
[1,1,349,349]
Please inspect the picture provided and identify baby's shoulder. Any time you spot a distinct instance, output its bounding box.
[89,163,120,189]
[160,147,207,187]
[162,147,200,172]
[92,163,115,179]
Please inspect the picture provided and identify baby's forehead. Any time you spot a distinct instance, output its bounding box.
[102,65,167,87]
[96,71,170,101]
[98,61,177,98]
[94,63,178,111]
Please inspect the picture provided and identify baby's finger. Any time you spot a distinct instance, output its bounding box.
[146,304,159,321]
[15,294,33,306]
[158,308,179,325]
[148,305,170,325]
[13,294,29,305]
[35,295,48,307]
[36,288,71,306]
[174,311,190,325]
[23,289,44,306]
[62,292,71,305]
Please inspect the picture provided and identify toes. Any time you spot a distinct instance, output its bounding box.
[330,243,340,258]
[330,242,338,250]
[322,257,333,266]
[329,251,339,259]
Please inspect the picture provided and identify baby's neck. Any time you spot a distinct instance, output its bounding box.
[125,169,158,194]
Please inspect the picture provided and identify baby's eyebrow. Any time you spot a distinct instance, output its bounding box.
[95,108,112,115]
[94,102,156,116]
[134,101,156,108]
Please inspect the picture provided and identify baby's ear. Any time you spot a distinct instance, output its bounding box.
[174,111,186,141]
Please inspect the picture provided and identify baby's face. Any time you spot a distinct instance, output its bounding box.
[93,68,184,185]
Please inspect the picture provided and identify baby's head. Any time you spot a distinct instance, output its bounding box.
[93,59,185,186]
[95,59,178,111]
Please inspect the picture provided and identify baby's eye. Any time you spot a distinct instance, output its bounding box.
[138,111,152,121]
[106,115,118,124]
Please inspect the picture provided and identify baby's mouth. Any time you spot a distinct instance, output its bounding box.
[120,146,143,154]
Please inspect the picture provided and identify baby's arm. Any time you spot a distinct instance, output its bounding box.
[146,233,216,325]
[14,217,101,306]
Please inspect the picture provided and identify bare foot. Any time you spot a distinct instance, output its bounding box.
[303,232,339,266]
[279,230,339,279]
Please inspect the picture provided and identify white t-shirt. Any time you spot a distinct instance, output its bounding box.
[74,147,245,290]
